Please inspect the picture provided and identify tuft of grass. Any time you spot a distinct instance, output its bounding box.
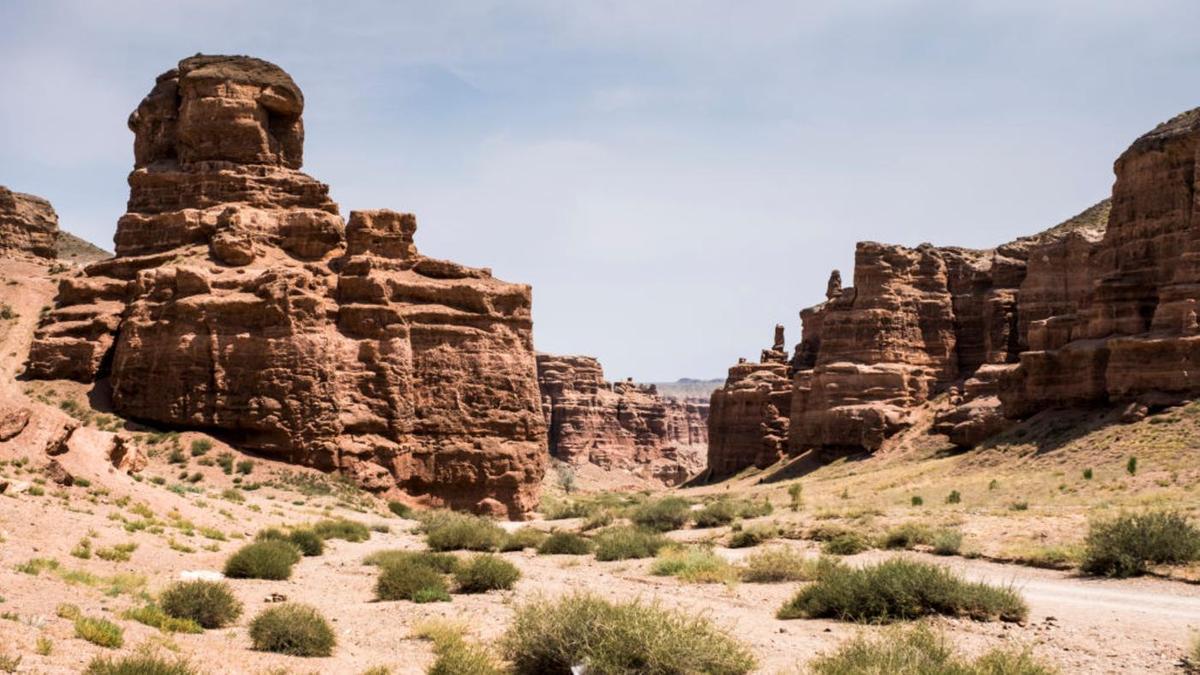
[728,523,776,548]
[1010,501,1030,511]
[692,497,773,528]
[257,527,324,556]
[630,497,692,532]
[424,512,506,552]
[501,593,755,674]
[536,531,593,555]
[1081,510,1200,578]
[249,603,336,657]
[364,549,460,573]
[778,559,1027,623]
[742,547,838,583]
[375,559,450,603]
[223,540,301,580]
[822,532,871,556]
[387,501,413,518]
[500,527,548,552]
[84,652,199,675]
[190,439,212,456]
[75,616,124,648]
[883,522,933,550]
[1083,468,1094,480]
[35,636,52,656]
[931,530,964,556]
[159,579,243,628]
[592,526,668,561]
[122,604,203,634]
[581,509,615,531]
[651,547,739,584]
[1126,456,1138,476]
[96,542,138,562]
[911,496,924,507]
[788,483,804,511]
[311,518,370,542]
[415,620,504,675]
[454,554,521,593]
[808,624,1056,675]
[945,490,962,505]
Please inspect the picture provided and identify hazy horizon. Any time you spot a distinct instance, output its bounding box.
[3,1,1199,381]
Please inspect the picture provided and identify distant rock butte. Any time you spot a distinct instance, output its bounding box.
[24,55,546,517]
[537,354,706,485]
[0,186,59,260]
[711,106,1200,474]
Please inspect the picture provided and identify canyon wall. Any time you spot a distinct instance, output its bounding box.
[24,55,546,517]
[537,354,706,485]
[709,105,1200,473]
[0,186,59,260]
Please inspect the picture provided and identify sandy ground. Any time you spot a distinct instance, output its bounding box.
[1,258,1200,674]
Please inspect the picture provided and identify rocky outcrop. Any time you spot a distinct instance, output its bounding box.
[537,354,706,485]
[711,105,1200,472]
[25,55,546,518]
[0,186,59,260]
[706,326,793,478]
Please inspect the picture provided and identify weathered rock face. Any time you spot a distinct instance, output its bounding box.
[706,327,792,478]
[0,186,59,260]
[25,55,546,517]
[1002,109,1200,415]
[712,105,1200,471]
[537,354,706,485]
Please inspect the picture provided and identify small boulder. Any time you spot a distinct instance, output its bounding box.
[45,459,74,486]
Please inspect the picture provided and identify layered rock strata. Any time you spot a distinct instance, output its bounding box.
[0,186,59,260]
[537,354,706,485]
[706,326,793,477]
[25,55,546,517]
[712,107,1200,473]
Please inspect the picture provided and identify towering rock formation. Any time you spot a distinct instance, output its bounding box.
[537,354,706,485]
[706,326,792,478]
[711,106,1200,474]
[25,55,546,517]
[0,186,59,260]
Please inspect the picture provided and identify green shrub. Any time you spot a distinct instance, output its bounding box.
[364,549,460,573]
[387,501,413,518]
[223,540,301,580]
[1126,456,1138,475]
[312,518,370,542]
[580,509,615,531]
[788,483,803,511]
[911,496,924,507]
[931,530,963,556]
[249,603,336,656]
[375,559,450,602]
[822,532,870,556]
[501,593,755,674]
[1010,501,1029,511]
[536,531,593,555]
[417,621,504,675]
[742,547,837,583]
[808,624,1055,675]
[258,527,324,557]
[945,490,962,505]
[189,439,212,456]
[122,604,203,634]
[728,524,776,548]
[592,526,668,561]
[778,559,1027,623]
[454,554,521,593]
[1081,511,1200,577]
[539,497,592,520]
[159,579,243,628]
[75,616,124,648]
[651,547,738,584]
[500,527,548,552]
[425,513,506,552]
[692,498,772,528]
[631,497,692,532]
[882,522,933,550]
[84,653,199,675]
[1083,468,1094,480]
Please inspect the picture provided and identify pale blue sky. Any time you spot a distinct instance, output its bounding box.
[2,1,1199,381]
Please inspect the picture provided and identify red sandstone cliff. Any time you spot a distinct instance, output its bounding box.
[537,354,706,485]
[0,186,59,260]
[24,55,546,518]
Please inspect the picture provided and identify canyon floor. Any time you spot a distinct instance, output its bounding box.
[2,259,1199,674]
